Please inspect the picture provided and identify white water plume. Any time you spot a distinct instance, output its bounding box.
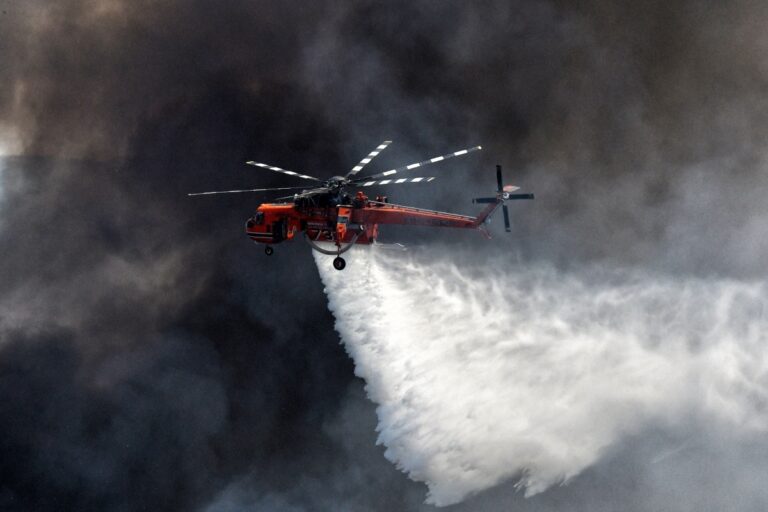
[315,247,768,506]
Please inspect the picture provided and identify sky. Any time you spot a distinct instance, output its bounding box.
[2,0,768,510]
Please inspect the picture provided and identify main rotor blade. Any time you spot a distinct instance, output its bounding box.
[245,161,321,181]
[188,186,308,197]
[346,140,392,177]
[496,164,503,193]
[275,187,330,201]
[502,204,511,232]
[358,177,436,187]
[352,145,482,182]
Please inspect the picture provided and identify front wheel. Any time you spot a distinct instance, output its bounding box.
[265,246,274,256]
[332,256,346,270]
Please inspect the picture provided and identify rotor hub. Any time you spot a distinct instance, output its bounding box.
[326,176,349,190]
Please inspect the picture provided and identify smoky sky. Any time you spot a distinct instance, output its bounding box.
[2,0,768,511]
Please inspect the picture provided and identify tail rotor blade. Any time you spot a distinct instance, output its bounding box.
[502,204,511,232]
[506,193,535,200]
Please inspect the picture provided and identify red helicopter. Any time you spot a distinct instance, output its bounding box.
[189,141,533,270]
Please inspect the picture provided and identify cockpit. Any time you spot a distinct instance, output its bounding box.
[246,211,265,229]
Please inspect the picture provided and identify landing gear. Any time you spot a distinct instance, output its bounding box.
[265,246,274,256]
[333,256,346,271]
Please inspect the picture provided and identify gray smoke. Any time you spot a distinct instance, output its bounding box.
[2,0,768,510]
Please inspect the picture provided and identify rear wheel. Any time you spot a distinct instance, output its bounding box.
[265,246,274,256]
[333,256,346,270]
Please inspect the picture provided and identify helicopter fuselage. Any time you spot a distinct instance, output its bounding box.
[190,143,533,270]
[245,190,488,248]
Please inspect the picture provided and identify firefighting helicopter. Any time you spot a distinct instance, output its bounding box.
[188,141,534,270]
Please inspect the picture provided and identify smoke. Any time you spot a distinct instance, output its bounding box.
[2,0,768,510]
[0,2,354,509]
[316,247,768,506]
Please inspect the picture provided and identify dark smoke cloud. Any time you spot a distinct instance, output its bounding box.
[2,0,768,510]
[298,0,768,276]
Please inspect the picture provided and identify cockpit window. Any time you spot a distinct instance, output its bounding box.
[255,212,264,224]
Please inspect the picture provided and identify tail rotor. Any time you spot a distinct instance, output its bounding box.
[472,164,534,232]
[497,165,511,232]
[502,203,511,232]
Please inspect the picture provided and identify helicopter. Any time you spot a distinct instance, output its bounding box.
[188,141,534,270]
